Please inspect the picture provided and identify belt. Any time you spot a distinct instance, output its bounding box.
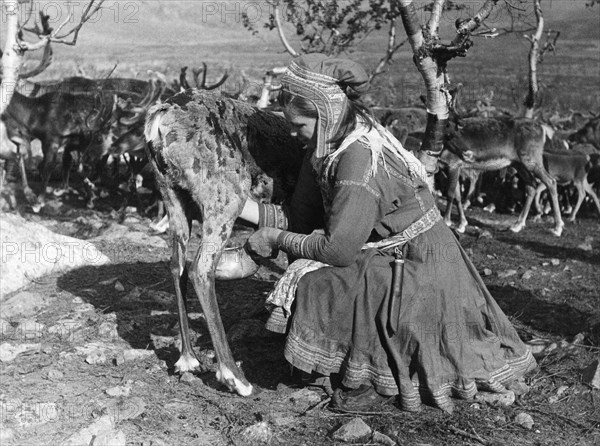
[362,206,442,336]
[362,206,442,251]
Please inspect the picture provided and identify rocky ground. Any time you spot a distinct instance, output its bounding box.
[0,188,599,446]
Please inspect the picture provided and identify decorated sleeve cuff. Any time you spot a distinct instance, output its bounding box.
[257,203,289,229]
[277,231,310,258]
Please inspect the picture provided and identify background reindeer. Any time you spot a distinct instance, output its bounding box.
[443,115,564,236]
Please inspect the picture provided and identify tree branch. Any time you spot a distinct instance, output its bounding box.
[272,0,299,57]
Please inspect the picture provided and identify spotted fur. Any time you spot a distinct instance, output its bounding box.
[144,90,304,395]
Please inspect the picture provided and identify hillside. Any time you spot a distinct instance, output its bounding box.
[6,0,600,111]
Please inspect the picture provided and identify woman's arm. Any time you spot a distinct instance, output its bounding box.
[238,152,324,232]
[278,144,382,267]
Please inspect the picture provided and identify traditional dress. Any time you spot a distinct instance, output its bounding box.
[256,54,536,412]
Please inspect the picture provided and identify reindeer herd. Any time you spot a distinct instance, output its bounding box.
[1,62,599,396]
[2,67,598,235]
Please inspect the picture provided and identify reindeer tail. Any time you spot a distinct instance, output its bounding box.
[144,103,171,149]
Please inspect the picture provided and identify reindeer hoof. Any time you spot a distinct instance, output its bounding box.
[550,226,564,237]
[463,200,471,211]
[175,354,201,373]
[444,219,453,228]
[510,223,525,233]
[456,223,467,234]
[30,202,43,214]
[216,363,253,396]
[484,204,496,213]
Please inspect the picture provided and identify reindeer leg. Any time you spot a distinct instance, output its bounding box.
[532,183,546,222]
[532,165,564,236]
[17,144,36,205]
[188,202,253,396]
[160,188,199,373]
[455,181,468,233]
[58,148,73,195]
[462,173,478,211]
[581,178,600,220]
[510,164,536,233]
[444,167,459,227]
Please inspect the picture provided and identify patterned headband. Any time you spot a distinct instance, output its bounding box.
[281,60,349,159]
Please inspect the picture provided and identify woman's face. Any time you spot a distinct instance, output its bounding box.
[284,106,318,148]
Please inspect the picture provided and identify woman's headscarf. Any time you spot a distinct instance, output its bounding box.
[280,53,369,159]
[281,54,426,183]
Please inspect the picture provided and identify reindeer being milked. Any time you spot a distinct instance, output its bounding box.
[144,54,536,412]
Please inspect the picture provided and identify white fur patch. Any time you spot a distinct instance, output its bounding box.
[216,365,253,397]
[175,354,200,373]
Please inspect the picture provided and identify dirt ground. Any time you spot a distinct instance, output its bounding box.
[1,183,599,446]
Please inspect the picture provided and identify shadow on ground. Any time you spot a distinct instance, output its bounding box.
[57,262,291,392]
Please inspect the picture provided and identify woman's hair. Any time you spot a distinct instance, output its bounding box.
[278,89,374,145]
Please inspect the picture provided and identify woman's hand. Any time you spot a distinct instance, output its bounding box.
[245,227,282,259]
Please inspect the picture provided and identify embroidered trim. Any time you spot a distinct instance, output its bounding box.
[335,179,380,198]
[258,203,289,229]
[364,206,442,250]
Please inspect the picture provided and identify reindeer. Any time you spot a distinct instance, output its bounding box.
[568,115,600,150]
[442,115,564,236]
[533,151,600,222]
[143,90,304,395]
[1,79,164,208]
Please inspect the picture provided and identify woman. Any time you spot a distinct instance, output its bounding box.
[240,54,536,412]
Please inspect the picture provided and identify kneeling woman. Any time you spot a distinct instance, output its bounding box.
[241,54,536,412]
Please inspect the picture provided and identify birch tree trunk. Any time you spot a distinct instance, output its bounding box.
[394,0,499,191]
[0,0,22,157]
[524,0,544,118]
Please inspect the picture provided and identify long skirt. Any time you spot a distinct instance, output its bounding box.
[265,220,536,412]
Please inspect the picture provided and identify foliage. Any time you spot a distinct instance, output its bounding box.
[243,0,400,55]
[242,0,468,56]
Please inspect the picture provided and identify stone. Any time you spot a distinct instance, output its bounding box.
[271,415,296,427]
[114,281,125,292]
[103,397,146,423]
[289,388,322,406]
[577,237,593,251]
[506,380,530,396]
[106,382,132,397]
[85,350,107,365]
[474,390,515,407]
[150,334,176,349]
[483,268,493,276]
[515,412,534,429]
[373,431,396,446]
[0,213,110,298]
[521,270,534,280]
[122,349,154,362]
[240,421,273,444]
[91,430,126,446]
[582,359,600,389]
[550,258,560,266]
[179,372,202,386]
[497,269,517,279]
[0,291,48,319]
[0,342,40,362]
[331,417,372,442]
[62,415,125,446]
